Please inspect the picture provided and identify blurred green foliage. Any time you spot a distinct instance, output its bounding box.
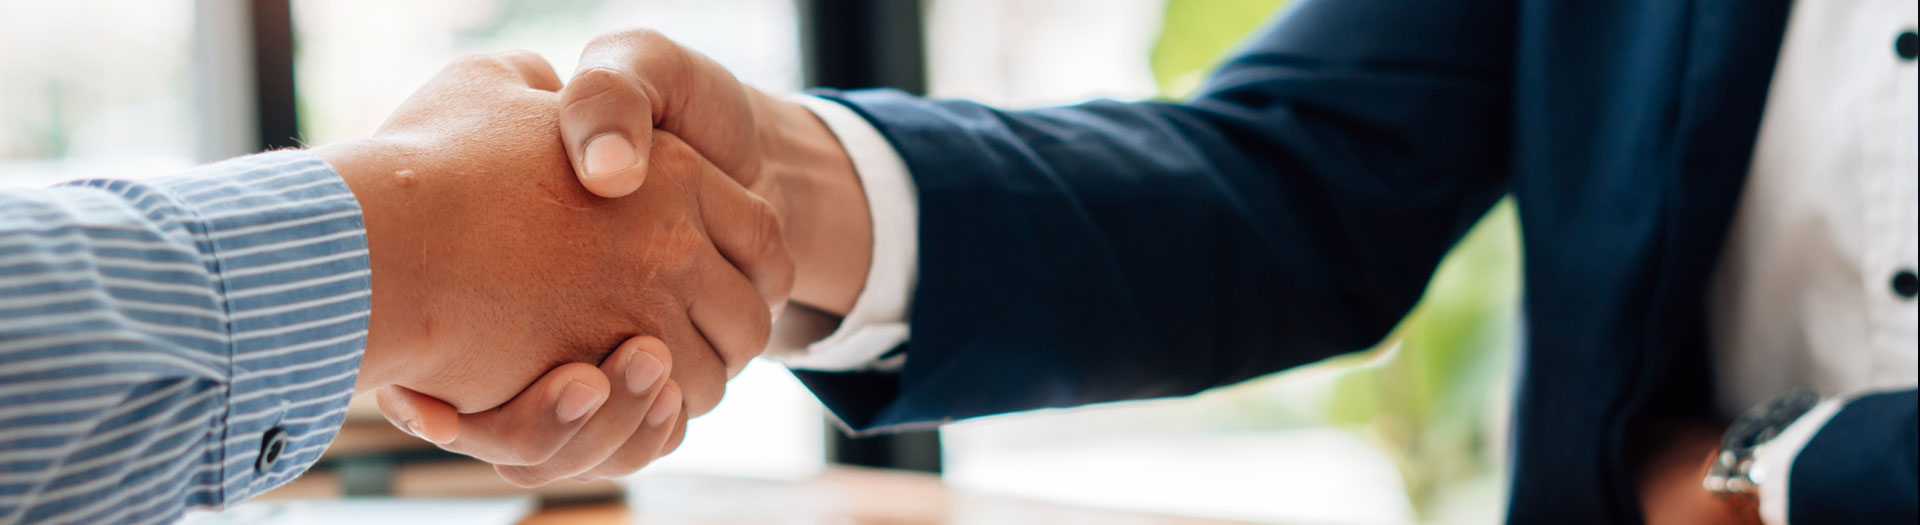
[1150,0,1521,518]
[1150,0,1294,98]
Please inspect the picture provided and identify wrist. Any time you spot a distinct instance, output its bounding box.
[1636,421,1763,525]
[312,139,436,393]
[753,90,872,316]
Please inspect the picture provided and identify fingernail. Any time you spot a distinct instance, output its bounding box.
[644,387,682,426]
[556,380,605,423]
[407,419,451,444]
[625,351,664,395]
[582,133,636,180]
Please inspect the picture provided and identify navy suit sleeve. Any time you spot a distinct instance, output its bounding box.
[1787,390,1918,523]
[797,0,1516,433]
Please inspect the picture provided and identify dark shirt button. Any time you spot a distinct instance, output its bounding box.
[1893,270,1919,299]
[1898,31,1918,61]
[256,427,289,472]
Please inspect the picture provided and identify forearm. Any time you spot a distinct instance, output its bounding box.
[752,88,872,317]
[0,152,372,521]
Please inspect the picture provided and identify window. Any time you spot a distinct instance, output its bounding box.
[0,0,202,189]
[293,0,804,145]
[926,0,1164,106]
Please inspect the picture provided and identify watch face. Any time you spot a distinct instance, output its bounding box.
[1723,390,1820,451]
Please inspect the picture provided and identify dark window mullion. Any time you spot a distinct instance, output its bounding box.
[800,0,940,474]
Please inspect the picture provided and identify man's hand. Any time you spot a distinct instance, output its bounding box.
[317,51,793,483]
[556,30,874,316]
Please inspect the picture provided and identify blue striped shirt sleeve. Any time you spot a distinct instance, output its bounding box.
[0,150,372,524]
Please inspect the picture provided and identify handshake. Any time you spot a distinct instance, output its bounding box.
[318,31,872,486]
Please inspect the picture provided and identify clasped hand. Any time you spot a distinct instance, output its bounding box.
[316,45,807,486]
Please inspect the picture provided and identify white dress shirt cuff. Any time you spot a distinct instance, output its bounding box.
[1753,395,1848,525]
[764,94,918,372]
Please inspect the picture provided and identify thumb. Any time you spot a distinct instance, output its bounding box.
[560,30,767,198]
[561,63,654,198]
[375,385,461,445]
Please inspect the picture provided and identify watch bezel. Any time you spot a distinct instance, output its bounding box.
[1704,390,1820,497]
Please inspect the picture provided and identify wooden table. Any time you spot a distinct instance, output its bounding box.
[276,401,1250,523]
[519,466,1248,525]
[263,413,1247,525]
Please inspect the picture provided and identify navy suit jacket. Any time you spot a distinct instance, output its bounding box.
[797,0,1919,522]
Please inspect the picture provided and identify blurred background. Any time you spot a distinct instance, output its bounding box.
[0,1,1521,523]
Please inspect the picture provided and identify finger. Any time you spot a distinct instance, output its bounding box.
[655,312,730,419]
[441,362,611,465]
[659,408,689,460]
[654,132,795,310]
[563,29,764,198]
[494,336,673,487]
[579,381,686,480]
[689,251,774,379]
[490,49,563,92]
[374,386,460,445]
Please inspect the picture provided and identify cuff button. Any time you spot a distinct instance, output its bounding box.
[1893,269,1919,300]
[255,427,289,473]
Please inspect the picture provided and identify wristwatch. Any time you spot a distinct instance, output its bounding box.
[1704,390,1821,511]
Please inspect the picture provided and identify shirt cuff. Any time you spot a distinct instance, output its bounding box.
[764,95,918,372]
[1754,395,1848,525]
[148,150,372,504]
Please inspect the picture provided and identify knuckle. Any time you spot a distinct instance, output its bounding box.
[490,49,540,71]
[452,53,495,67]
[493,48,541,63]
[500,51,556,78]
[564,66,638,107]
[448,54,505,76]
[660,433,684,457]
[749,301,775,342]
[660,420,688,456]
[593,28,670,49]
[736,303,774,361]
[658,220,708,275]
[583,28,695,86]
[750,197,790,271]
[683,372,725,418]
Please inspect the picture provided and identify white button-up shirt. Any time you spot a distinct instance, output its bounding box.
[1710,1,1918,523]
